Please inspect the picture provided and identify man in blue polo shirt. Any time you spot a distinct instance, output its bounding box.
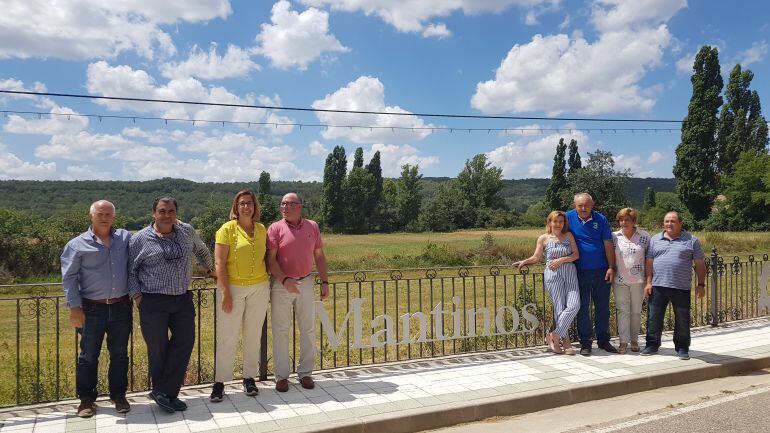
[566,193,617,356]
[641,211,706,360]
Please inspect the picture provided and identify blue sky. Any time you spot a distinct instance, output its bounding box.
[0,0,768,182]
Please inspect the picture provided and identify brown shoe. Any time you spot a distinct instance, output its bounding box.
[77,399,96,418]
[300,376,315,390]
[111,396,131,413]
[275,379,289,392]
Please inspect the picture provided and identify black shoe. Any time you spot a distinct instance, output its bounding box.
[243,378,259,396]
[677,349,690,360]
[210,382,224,403]
[170,397,187,411]
[111,395,131,413]
[148,390,175,413]
[640,346,658,356]
[598,341,618,353]
[579,346,592,356]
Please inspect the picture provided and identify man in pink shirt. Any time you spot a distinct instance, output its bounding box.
[267,192,329,392]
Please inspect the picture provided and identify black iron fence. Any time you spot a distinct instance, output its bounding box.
[0,249,767,407]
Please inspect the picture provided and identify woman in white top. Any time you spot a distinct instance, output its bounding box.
[612,208,651,354]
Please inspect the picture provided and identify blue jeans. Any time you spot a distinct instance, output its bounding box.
[577,268,611,347]
[76,299,133,401]
[644,286,691,351]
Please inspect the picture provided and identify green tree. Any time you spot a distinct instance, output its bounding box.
[545,138,568,210]
[343,166,375,233]
[674,45,723,221]
[643,187,657,210]
[396,164,422,230]
[365,150,383,229]
[257,171,279,225]
[568,139,582,175]
[456,154,504,209]
[420,180,475,232]
[707,151,770,230]
[320,146,347,232]
[378,179,400,232]
[190,195,230,251]
[564,150,631,220]
[352,147,364,168]
[717,64,769,176]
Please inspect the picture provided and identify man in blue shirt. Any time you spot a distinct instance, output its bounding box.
[61,200,134,417]
[129,197,213,413]
[641,211,706,360]
[566,193,617,356]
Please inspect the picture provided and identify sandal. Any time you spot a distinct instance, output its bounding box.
[618,343,628,355]
[550,332,564,354]
[630,341,639,352]
[561,337,575,355]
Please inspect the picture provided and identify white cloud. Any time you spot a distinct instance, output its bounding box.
[365,143,439,177]
[613,154,641,174]
[301,0,557,37]
[4,105,89,135]
[524,11,539,26]
[0,79,47,103]
[590,0,687,32]
[34,131,135,161]
[255,0,349,70]
[472,27,671,115]
[558,14,570,30]
[161,43,260,80]
[676,52,696,75]
[0,0,231,60]
[486,129,588,178]
[312,76,435,143]
[648,151,665,163]
[733,41,768,68]
[309,140,329,156]
[0,142,56,180]
[86,61,294,135]
[65,164,111,180]
[421,23,452,39]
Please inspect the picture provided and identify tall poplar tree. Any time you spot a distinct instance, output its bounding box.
[674,45,723,221]
[352,147,364,168]
[365,150,383,228]
[545,138,567,210]
[320,146,347,232]
[396,164,422,229]
[567,139,582,175]
[257,171,279,225]
[717,64,769,176]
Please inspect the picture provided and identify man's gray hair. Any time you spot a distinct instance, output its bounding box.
[89,200,115,215]
[665,210,684,222]
[573,192,594,203]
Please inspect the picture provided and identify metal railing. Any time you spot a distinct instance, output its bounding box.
[0,249,767,407]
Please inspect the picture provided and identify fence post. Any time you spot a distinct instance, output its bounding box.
[710,248,719,327]
[259,315,268,381]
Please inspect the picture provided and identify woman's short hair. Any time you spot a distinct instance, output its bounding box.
[229,190,261,222]
[546,211,569,234]
[616,207,638,224]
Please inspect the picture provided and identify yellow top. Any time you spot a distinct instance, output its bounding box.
[215,220,269,286]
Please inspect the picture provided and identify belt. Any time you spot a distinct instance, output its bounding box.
[82,295,130,305]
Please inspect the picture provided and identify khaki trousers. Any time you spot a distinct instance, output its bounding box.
[215,282,269,382]
[270,278,316,381]
[613,282,645,344]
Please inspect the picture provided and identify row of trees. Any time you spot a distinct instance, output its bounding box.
[675,46,770,230]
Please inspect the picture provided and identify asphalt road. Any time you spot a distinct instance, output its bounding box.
[426,369,770,433]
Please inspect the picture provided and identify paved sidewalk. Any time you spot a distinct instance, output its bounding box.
[3,318,770,433]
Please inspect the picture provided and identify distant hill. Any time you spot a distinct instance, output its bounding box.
[0,176,675,219]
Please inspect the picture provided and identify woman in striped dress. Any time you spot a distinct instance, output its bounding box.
[514,211,580,355]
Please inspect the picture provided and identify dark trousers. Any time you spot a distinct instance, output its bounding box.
[645,286,691,351]
[139,292,195,399]
[76,299,132,401]
[577,268,611,346]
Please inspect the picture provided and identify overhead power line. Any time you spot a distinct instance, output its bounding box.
[0,89,685,124]
[0,109,681,134]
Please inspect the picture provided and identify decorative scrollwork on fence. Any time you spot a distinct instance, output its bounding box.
[19,297,58,319]
[353,271,366,282]
[717,256,725,265]
[733,256,740,264]
[764,254,769,261]
[731,263,742,275]
[457,267,469,278]
[519,265,530,275]
[730,307,743,320]
[389,270,403,280]
[717,263,726,276]
[749,255,755,263]
[425,269,437,279]
[490,266,501,276]
[195,289,212,308]
[191,277,214,290]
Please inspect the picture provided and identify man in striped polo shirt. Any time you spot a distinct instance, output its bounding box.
[641,211,706,360]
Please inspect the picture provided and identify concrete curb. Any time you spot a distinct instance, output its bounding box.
[292,353,770,433]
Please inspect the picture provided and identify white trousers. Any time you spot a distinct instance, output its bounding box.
[613,282,645,344]
[215,281,270,382]
[270,278,316,381]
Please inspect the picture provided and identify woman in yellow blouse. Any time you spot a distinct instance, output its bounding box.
[210,190,269,402]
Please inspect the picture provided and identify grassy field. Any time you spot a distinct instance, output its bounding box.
[1,228,769,406]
